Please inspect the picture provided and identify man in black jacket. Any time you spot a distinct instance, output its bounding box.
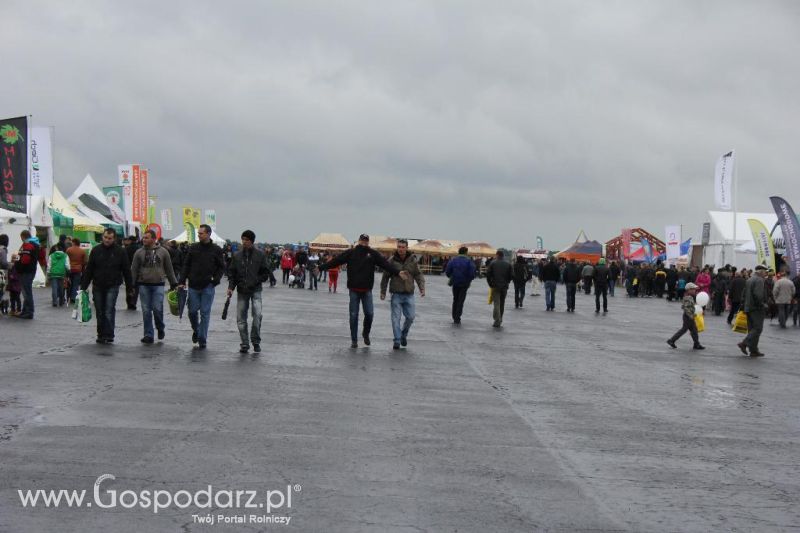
[593,258,610,314]
[178,225,225,349]
[541,257,560,311]
[318,234,407,348]
[124,235,140,310]
[227,230,269,353]
[487,250,513,327]
[81,228,133,344]
[511,255,530,309]
[727,271,746,324]
[562,258,580,312]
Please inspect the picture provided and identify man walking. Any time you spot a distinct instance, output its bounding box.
[581,262,595,295]
[445,246,476,325]
[14,230,40,319]
[81,228,133,344]
[486,250,513,327]
[131,230,178,344]
[739,265,767,357]
[318,234,407,348]
[541,257,560,311]
[562,258,580,312]
[512,255,530,309]
[593,258,610,314]
[178,224,225,349]
[727,271,746,324]
[227,230,270,353]
[772,271,795,329]
[608,260,620,297]
[66,238,87,304]
[380,239,425,349]
[123,236,140,310]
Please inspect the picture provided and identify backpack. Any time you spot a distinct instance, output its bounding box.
[677,278,687,290]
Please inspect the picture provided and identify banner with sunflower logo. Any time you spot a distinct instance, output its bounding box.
[0,116,28,213]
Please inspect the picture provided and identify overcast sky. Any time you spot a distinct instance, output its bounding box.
[4,1,799,248]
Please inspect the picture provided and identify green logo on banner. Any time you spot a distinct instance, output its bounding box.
[1,124,24,145]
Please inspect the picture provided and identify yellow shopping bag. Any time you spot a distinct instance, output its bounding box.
[732,311,748,334]
[487,288,494,305]
[694,313,705,333]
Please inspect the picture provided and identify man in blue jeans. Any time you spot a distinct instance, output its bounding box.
[445,247,477,324]
[227,229,270,353]
[541,257,561,311]
[131,230,178,343]
[319,234,407,348]
[80,228,133,343]
[178,225,225,349]
[380,239,425,349]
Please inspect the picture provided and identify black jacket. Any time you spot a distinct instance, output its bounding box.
[179,241,225,290]
[512,260,531,283]
[319,245,400,290]
[227,248,269,294]
[81,243,133,290]
[729,276,746,302]
[593,265,610,288]
[562,263,581,284]
[167,246,183,274]
[487,259,513,289]
[609,263,621,281]
[541,261,561,282]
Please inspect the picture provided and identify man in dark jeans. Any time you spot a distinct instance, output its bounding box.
[562,258,580,312]
[486,250,513,328]
[15,230,40,319]
[445,246,477,325]
[81,228,133,343]
[727,271,746,324]
[124,236,140,310]
[593,258,610,314]
[511,255,530,309]
[318,234,407,348]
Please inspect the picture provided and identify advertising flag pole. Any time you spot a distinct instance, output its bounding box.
[732,150,738,267]
[26,114,32,229]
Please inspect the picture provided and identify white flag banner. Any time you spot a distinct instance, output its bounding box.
[714,150,735,210]
[29,127,54,198]
[118,164,134,223]
[665,225,681,264]
[204,209,216,230]
[161,209,172,231]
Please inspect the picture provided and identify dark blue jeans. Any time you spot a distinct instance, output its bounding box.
[92,285,120,340]
[349,290,374,342]
[20,271,35,317]
[544,281,557,310]
[188,284,215,343]
[139,285,165,338]
[68,272,82,302]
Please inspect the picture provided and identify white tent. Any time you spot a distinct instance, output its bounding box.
[68,174,125,233]
[0,195,54,252]
[170,228,227,246]
[705,211,778,268]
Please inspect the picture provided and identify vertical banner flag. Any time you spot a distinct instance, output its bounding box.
[665,225,681,264]
[133,167,148,223]
[182,206,201,243]
[29,126,54,198]
[536,236,543,250]
[161,208,172,231]
[640,238,654,263]
[747,219,776,271]
[714,150,735,210]
[621,228,632,259]
[118,164,136,222]
[701,222,711,246]
[770,196,800,277]
[0,116,28,213]
[102,186,127,225]
[148,196,156,225]
[204,209,217,230]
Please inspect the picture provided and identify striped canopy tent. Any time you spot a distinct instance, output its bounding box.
[372,236,400,253]
[309,233,351,252]
[455,241,497,257]
[410,239,448,255]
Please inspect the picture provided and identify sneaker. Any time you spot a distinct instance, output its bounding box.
[239,345,249,353]
[693,344,706,350]
[157,329,165,340]
[362,334,371,346]
[192,330,198,343]
[400,337,407,347]
[393,343,400,350]
[350,341,358,349]
[105,338,114,343]
[750,351,765,357]
[96,337,106,344]
[666,339,677,349]
[253,344,261,353]
[737,342,748,355]
[141,336,154,344]
[198,342,207,349]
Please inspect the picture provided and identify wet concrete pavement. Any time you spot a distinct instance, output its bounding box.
[0,275,798,532]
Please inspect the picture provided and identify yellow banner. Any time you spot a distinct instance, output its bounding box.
[747,218,776,271]
[182,206,201,243]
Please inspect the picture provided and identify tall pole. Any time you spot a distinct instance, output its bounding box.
[732,150,738,267]
[26,114,32,229]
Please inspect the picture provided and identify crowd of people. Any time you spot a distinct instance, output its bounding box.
[1,228,797,357]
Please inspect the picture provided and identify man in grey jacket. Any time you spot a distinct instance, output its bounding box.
[131,230,178,344]
[772,271,796,329]
[380,239,425,350]
[486,250,513,328]
[739,265,767,357]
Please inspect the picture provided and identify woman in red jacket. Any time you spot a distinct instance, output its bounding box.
[328,262,340,293]
[695,267,712,303]
[280,250,295,285]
